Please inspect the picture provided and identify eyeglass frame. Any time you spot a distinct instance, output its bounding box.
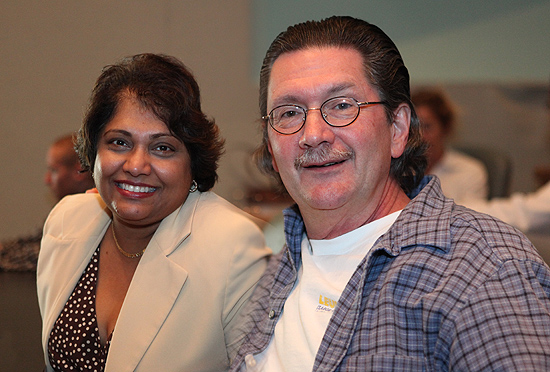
[262,96,387,135]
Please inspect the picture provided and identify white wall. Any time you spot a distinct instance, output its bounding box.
[1,0,549,240]
[252,0,550,83]
[2,3,262,366]
[0,0,261,239]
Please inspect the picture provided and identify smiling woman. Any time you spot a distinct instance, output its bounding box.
[94,97,193,231]
[36,54,270,372]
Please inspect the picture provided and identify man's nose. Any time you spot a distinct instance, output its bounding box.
[299,109,334,148]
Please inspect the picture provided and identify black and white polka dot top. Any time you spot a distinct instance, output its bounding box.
[48,247,111,371]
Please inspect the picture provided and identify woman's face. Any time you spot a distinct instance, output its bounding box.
[93,97,192,228]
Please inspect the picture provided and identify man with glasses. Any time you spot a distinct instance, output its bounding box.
[230,16,550,371]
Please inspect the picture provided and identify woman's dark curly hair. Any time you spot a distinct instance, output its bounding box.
[255,16,426,194]
[76,53,224,192]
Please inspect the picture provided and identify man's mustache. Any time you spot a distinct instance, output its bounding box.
[294,146,353,169]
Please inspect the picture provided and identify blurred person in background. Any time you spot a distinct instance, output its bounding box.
[463,86,550,233]
[412,88,489,201]
[0,133,94,271]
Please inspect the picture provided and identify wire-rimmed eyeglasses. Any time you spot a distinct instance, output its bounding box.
[262,96,386,135]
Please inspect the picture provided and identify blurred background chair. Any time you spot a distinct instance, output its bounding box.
[454,145,513,199]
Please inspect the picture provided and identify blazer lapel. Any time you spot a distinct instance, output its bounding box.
[41,201,112,349]
[104,193,199,371]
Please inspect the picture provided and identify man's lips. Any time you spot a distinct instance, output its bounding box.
[303,159,347,168]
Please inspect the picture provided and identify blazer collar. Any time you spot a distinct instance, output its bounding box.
[105,191,201,371]
[147,190,200,256]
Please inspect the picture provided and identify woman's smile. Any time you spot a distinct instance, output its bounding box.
[94,97,192,226]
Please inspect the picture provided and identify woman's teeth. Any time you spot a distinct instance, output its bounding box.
[118,183,156,193]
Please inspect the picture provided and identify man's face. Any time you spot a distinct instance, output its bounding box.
[44,144,80,201]
[266,47,408,217]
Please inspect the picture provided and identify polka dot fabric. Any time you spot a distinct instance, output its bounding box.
[48,248,111,371]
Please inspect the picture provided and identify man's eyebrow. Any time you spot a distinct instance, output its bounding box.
[326,83,356,96]
[271,94,301,107]
[271,83,357,107]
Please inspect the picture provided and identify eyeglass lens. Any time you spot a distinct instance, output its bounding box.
[270,97,360,133]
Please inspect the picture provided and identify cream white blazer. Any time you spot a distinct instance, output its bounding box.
[37,191,270,372]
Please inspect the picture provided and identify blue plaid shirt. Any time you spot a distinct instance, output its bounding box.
[230,176,550,371]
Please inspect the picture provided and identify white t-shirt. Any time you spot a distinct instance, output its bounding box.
[250,211,401,372]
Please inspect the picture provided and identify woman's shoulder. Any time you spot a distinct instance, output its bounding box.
[44,193,108,237]
[50,193,105,217]
[187,192,268,253]
[195,192,263,228]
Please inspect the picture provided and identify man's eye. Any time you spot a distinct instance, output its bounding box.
[334,102,352,110]
[281,110,300,118]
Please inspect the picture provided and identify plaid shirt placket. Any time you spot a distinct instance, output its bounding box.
[232,245,299,361]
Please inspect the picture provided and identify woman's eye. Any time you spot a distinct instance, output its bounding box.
[153,144,175,153]
[109,138,128,148]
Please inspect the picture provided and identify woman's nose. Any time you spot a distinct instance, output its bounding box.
[123,148,151,177]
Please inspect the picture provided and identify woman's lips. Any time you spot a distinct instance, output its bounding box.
[115,182,157,193]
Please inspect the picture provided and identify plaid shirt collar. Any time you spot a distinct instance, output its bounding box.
[282,176,452,269]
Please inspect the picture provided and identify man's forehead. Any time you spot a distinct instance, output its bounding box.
[267,47,373,105]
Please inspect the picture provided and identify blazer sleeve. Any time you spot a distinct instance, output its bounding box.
[222,217,270,335]
[194,195,271,355]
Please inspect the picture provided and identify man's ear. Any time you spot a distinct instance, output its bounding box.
[390,103,411,159]
[267,140,279,172]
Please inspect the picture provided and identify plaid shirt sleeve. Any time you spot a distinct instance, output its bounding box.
[449,258,550,370]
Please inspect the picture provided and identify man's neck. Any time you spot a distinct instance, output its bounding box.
[300,178,410,240]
